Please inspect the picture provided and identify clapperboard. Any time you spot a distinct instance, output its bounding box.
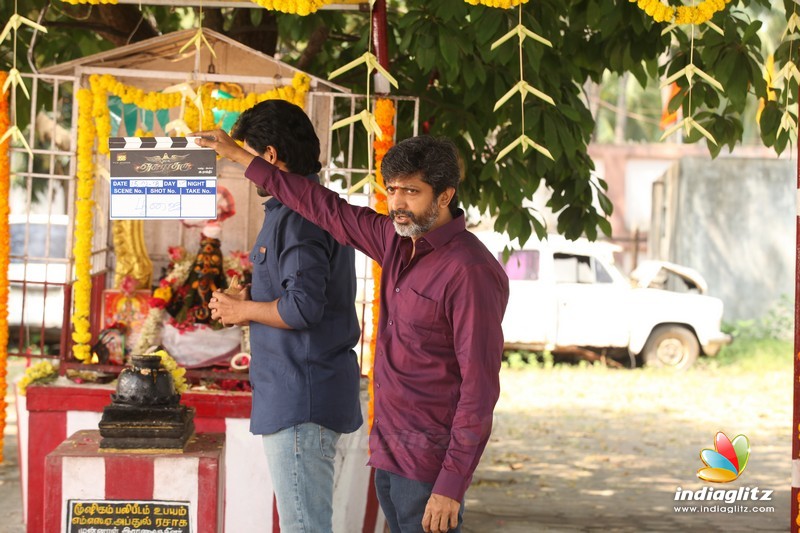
[109,137,217,220]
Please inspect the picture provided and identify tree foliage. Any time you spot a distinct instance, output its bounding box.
[0,0,790,243]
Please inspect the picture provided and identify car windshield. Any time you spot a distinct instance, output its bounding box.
[10,215,69,263]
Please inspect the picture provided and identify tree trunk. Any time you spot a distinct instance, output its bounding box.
[227,9,278,57]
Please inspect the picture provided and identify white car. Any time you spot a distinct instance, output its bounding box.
[475,232,731,369]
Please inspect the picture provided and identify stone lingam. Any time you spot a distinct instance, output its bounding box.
[98,354,195,450]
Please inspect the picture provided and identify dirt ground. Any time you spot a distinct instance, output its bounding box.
[0,362,792,533]
[463,365,792,533]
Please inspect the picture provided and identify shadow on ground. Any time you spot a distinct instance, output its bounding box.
[463,368,791,533]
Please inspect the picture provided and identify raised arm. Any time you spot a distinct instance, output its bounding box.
[194,130,391,263]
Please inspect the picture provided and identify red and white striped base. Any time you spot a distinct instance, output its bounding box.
[18,383,384,533]
[44,430,224,532]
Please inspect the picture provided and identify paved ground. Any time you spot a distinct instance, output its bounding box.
[1,379,24,533]
[0,361,792,532]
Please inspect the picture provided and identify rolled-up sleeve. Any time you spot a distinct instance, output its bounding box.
[275,216,333,330]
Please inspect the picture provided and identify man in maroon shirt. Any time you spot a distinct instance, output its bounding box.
[195,123,509,533]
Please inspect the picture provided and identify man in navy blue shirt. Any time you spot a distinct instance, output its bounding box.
[208,100,362,533]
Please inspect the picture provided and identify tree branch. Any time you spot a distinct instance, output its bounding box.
[44,20,129,40]
[297,24,329,71]
[52,4,159,46]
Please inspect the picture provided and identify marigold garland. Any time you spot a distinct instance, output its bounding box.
[145,349,188,394]
[71,88,96,362]
[0,71,10,463]
[464,0,528,7]
[87,73,310,151]
[16,360,58,396]
[629,0,733,25]
[60,0,117,4]
[89,76,113,155]
[368,98,395,433]
[57,0,337,11]
[248,0,333,15]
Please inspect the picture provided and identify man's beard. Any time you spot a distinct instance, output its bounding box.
[389,201,439,238]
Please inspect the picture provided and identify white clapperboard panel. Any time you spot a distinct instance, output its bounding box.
[109,137,217,219]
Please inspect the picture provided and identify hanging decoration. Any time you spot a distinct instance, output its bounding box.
[0,3,46,157]
[0,71,10,463]
[367,97,394,432]
[491,4,554,161]
[71,88,97,363]
[773,6,800,138]
[659,15,723,145]
[179,5,217,60]
[328,1,397,195]
[87,73,310,150]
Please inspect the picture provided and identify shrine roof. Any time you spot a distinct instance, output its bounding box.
[42,28,349,94]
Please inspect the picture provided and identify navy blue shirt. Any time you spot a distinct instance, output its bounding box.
[248,175,362,436]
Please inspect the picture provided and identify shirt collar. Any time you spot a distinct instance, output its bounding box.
[417,208,466,249]
[264,173,320,211]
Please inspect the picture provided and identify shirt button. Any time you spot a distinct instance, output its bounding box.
[376,382,381,388]
[388,320,394,326]
[395,288,400,292]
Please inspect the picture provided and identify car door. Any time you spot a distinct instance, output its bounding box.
[497,248,556,348]
[554,253,630,348]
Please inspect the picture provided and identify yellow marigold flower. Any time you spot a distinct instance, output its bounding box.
[145,349,189,393]
[153,286,172,301]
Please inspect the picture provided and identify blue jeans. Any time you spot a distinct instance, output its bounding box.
[374,469,464,533]
[262,423,341,533]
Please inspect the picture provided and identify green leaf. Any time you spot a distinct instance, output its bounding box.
[759,101,781,147]
[598,192,613,216]
[439,30,459,74]
[741,20,762,46]
[597,217,612,237]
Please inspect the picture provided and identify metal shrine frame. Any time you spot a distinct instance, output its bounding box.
[8,60,419,376]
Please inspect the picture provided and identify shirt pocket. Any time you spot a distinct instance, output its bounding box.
[250,247,272,293]
[398,287,438,341]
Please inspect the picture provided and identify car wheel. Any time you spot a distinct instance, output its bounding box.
[642,325,699,370]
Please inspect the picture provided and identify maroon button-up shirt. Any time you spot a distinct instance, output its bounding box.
[245,157,509,501]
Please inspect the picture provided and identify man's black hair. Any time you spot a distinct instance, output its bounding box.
[232,99,322,176]
[381,136,461,216]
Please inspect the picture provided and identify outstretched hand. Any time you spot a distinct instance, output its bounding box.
[192,129,255,168]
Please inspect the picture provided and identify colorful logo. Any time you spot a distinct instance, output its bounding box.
[697,432,750,483]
